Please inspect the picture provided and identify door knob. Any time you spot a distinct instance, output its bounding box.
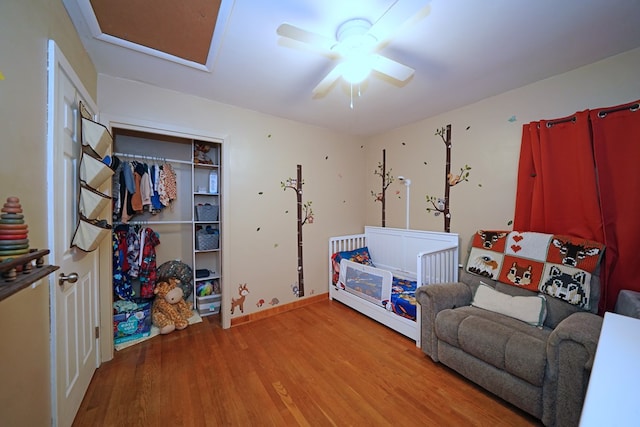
[59,272,79,286]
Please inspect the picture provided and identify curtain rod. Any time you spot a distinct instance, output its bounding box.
[545,102,639,127]
[545,116,576,128]
[597,102,639,118]
[546,103,640,127]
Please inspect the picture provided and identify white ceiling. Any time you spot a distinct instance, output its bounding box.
[63,0,640,136]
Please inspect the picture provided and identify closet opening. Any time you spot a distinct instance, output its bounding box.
[110,127,223,347]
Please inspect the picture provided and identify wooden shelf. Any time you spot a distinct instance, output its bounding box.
[0,249,59,302]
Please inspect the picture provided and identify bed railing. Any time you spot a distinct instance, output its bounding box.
[329,233,367,255]
[417,245,459,287]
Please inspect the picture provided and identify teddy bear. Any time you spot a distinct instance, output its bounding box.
[152,278,193,334]
[193,142,213,165]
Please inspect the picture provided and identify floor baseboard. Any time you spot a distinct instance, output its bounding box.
[230,292,328,326]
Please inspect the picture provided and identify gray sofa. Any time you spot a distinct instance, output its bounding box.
[416,270,603,427]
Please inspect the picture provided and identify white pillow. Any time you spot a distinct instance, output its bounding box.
[472,283,547,327]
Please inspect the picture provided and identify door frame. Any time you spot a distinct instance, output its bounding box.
[100,113,230,330]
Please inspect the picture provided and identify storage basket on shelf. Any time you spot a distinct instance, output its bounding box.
[196,227,219,250]
[195,203,219,221]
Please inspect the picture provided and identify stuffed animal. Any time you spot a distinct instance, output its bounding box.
[193,143,212,164]
[152,278,193,334]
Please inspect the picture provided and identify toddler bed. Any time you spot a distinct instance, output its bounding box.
[329,226,459,346]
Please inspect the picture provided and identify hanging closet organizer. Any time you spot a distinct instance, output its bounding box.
[71,102,113,252]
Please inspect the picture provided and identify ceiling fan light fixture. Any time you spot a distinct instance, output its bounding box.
[333,18,377,85]
[277,3,424,98]
[342,54,373,84]
[336,18,371,40]
[334,18,377,57]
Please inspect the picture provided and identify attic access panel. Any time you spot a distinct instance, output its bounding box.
[89,0,221,65]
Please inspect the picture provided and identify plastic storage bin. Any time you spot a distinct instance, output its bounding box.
[197,294,221,316]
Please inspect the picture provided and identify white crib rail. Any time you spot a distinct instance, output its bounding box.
[417,245,459,287]
[329,233,367,254]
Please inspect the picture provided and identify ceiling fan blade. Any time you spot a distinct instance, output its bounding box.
[312,63,346,98]
[368,0,432,44]
[371,54,414,82]
[277,23,336,51]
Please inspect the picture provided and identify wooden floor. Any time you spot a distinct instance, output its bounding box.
[74,300,541,426]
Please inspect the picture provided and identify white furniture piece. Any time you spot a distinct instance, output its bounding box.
[579,311,640,426]
[192,141,222,316]
[329,226,459,347]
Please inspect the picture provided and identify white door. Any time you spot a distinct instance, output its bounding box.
[47,41,101,427]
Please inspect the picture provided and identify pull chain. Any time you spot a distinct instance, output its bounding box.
[350,84,354,109]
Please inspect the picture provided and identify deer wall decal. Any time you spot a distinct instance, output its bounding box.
[230,283,249,315]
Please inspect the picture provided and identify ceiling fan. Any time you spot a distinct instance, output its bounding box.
[277,1,432,98]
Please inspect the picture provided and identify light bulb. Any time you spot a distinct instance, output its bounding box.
[342,55,372,84]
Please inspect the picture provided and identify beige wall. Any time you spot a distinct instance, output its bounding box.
[365,47,640,261]
[98,76,368,327]
[0,1,97,425]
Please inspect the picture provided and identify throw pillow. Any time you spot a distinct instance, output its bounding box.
[330,247,375,285]
[472,283,547,327]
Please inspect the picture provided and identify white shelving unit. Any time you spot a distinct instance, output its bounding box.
[192,141,222,316]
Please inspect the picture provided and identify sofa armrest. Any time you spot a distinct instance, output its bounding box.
[415,282,472,362]
[544,312,603,427]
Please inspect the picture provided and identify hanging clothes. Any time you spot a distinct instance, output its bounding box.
[113,159,178,221]
[140,164,152,209]
[112,224,161,300]
[126,226,141,279]
[130,162,144,213]
[113,224,134,300]
[111,160,123,221]
[158,163,177,207]
[149,164,163,214]
[138,227,161,298]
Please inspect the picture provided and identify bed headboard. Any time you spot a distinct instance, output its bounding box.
[364,226,459,276]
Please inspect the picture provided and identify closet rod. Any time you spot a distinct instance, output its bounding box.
[113,152,192,166]
[114,220,192,226]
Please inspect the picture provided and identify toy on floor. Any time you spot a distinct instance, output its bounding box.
[152,278,193,334]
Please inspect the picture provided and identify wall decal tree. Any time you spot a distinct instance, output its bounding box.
[281,164,313,297]
[371,149,395,227]
[425,125,471,232]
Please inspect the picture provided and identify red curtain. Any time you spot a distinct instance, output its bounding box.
[514,100,640,312]
[590,101,640,312]
[514,110,603,241]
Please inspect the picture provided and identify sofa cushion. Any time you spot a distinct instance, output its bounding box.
[472,283,547,326]
[494,282,588,328]
[436,306,551,386]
